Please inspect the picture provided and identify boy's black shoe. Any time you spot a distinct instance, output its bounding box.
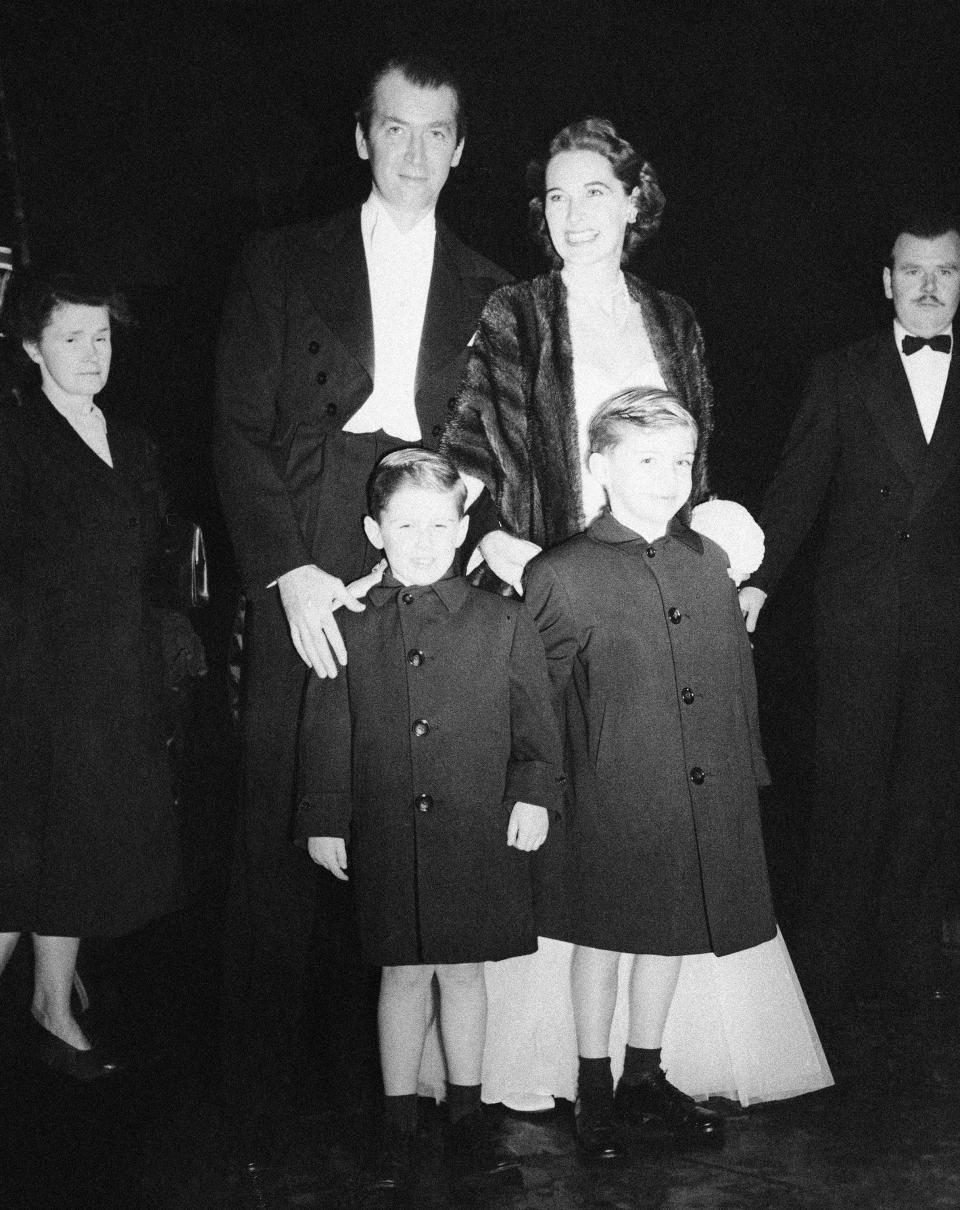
[574,1094,626,1166]
[614,1069,724,1147]
[358,1132,415,1209]
[445,1107,522,1189]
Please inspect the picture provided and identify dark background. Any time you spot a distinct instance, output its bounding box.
[2,2,958,832]
[5,0,960,497]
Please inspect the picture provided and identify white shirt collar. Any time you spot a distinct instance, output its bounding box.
[361,192,436,251]
[893,318,953,350]
[48,393,103,421]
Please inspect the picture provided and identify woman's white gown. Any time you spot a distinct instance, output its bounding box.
[418,930,833,1107]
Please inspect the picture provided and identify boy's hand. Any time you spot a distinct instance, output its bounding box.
[345,559,387,602]
[307,836,349,880]
[507,802,549,851]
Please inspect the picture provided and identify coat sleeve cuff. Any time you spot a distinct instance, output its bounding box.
[504,761,566,817]
[293,794,352,841]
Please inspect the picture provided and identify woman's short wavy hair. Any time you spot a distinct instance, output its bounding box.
[527,117,665,267]
[15,269,130,347]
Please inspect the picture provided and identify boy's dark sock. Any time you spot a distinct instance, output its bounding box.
[447,1083,482,1125]
[620,1045,661,1086]
[382,1093,419,1139]
[577,1055,613,1103]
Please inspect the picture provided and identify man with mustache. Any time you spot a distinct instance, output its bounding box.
[738,210,960,1022]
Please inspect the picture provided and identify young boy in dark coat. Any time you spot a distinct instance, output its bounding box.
[523,389,776,1164]
[296,449,564,1200]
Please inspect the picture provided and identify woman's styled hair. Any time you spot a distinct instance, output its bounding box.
[367,448,468,520]
[15,269,129,347]
[588,387,698,455]
[527,117,666,267]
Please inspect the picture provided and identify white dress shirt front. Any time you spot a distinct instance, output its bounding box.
[894,319,952,443]
[343,194,436,441]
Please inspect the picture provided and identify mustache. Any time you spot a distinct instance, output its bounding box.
[916,294,943,304]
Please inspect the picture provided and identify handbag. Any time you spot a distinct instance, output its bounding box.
[154,514,210,610]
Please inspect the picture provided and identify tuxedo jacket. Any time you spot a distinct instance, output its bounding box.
[751,327,960,656]
[214,205,511,595]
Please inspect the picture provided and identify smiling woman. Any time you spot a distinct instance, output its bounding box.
[441,116,712,591]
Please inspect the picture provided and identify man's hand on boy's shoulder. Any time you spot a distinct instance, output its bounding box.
[507,802,549,851]
[307,836,349,880]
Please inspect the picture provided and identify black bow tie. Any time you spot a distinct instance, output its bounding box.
[902,333,952,355]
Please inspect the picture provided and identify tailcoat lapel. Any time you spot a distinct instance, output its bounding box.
[415,223,481,392]
[303,208,375,383]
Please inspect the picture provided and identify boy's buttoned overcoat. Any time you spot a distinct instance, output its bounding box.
[525,513,775,958]
[296,575,563,966]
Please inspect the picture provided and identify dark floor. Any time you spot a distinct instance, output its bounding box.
[3,671,960,1210]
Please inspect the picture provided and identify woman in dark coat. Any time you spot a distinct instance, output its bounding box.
[0,273,181,1079]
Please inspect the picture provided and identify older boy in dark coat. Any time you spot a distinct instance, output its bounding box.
[524,389,774,1164]
[296,450,563,1202]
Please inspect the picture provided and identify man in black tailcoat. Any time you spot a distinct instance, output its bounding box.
[213,53,510,1182]
[739,210,960,1015]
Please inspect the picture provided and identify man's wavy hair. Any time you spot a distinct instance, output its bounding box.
[527,117,665,268]
[588,387,698,457]
[355,53,466,144]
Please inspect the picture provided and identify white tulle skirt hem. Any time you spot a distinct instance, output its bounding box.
[417,929,833,1108]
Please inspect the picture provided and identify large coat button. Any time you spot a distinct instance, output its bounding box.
[646,547,657,559]
[401,592,414,605]
[325,401,337,416]
[412,719,430,737]
[899,530,910,541]
[681,687,695,704]
[690,766,705,785]
[316,370,328,385]
[308,340,320,354]
[668,607,682,624]
[879,485,890,498]
[407,649,425,667]
[414,793,433,813]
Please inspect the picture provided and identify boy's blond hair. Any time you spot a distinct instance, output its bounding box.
[588,388,699,456]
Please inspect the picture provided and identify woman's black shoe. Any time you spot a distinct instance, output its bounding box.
[614,1068,724,1146]
[31,1017,122,1082]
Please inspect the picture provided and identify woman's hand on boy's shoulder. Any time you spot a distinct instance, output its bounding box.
[307,836,349,880]
[507,802,549,851]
